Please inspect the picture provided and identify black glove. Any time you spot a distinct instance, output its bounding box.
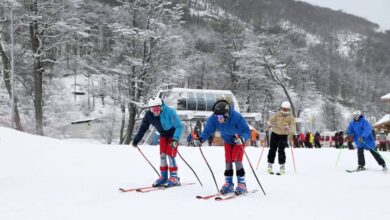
[131,141,138,148]
[169,139,179,148]
[192,137,203,147]
[234,136,244,145]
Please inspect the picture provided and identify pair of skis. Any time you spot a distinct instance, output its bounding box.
[119,182,195,193]
[120,183,258,201]
[269,171,284,175]
[346,168,388,173]
[196,190,258,201]
[346,169,366,173]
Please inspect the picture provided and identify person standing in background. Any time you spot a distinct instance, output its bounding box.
[314,131,321,148]
[378,130,387,151]
[266,101,296,175]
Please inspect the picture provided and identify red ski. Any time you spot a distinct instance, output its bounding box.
[196,193,221,200]
[215,190,258,201]
[135,182,196,193]
[120,182,195,193]
[119,185,155,193]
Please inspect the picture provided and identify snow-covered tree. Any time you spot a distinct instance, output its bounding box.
[109,0,184,144]
[18,0,84,135]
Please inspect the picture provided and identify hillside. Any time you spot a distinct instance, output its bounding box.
[212,0,380,33]
[1,126,390,220]
[1,0,389,139]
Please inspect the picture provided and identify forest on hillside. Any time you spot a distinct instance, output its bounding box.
[1,0,389,142]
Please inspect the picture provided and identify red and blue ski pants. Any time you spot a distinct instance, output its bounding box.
[159,137,178,172]
[224,142,246,162]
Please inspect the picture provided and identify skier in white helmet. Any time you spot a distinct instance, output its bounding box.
[347,110,387,171]
[266,101,296,175]
[132,97,183,187]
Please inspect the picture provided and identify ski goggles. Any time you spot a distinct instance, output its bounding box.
[215,114,226,120]
[150,106,161,113]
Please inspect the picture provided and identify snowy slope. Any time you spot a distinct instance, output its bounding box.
[1,126,389,220]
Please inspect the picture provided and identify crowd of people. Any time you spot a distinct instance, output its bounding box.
[247,128,390,152]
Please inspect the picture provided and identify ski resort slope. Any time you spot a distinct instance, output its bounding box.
[1,126,389,220]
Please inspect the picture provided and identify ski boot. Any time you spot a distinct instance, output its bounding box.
[152,171,168,187]
[267,163,274,174]
[356,165,366,171]
[234,176,247,195]
[382,164,388,172]
[163,171,180,188]
[219,176,234,195]
[279,164,286,175]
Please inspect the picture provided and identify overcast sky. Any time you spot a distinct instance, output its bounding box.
[298,0,390,30]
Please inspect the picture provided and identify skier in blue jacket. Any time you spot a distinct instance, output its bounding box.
[132,97,183,187]
[347,110,387,171]
[193,100,251,195]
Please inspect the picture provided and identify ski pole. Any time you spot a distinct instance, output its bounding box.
[255,143,266,170]
[177,150,203,187]
[136,146,160,177]
[244,151,267,196]
[290,141,297,174]
[189,124,219,192]
[335,147,344,168]
[190,125,219,192]
[199,146,219,193]
[235,134,266,195]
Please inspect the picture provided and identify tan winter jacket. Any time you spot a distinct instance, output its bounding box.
[267,111,296,135]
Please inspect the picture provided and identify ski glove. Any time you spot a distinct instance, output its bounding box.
[358,137,364,144]
[169,139,179,148]
[192,137,203,147]
[234,136,244,145]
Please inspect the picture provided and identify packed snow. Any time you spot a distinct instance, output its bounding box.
[0,126,389,220]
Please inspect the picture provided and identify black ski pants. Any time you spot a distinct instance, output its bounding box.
[314,141,321,148]
[267,132,288,164]
[357,148,385,166]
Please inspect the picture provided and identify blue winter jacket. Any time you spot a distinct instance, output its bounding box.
[199,108,250,145]
[347,115,375,149]
[133,102,183,145]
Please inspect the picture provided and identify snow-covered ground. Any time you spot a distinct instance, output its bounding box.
[1,126,389,220]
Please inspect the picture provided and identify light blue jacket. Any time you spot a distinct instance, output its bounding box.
[133,102,183,145]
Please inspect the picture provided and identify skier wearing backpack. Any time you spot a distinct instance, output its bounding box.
[346,110,387,171]
[192,100,251,195]
[132,97,183,187]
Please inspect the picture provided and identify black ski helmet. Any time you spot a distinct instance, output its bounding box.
[212,100,230,117]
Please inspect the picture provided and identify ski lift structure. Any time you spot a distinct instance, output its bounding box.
[373,93,390,132]
[157,88,262,122]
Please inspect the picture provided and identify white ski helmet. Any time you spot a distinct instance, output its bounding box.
[281,101,291,109]
[352,110,361,117]
[148,97,162,107]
